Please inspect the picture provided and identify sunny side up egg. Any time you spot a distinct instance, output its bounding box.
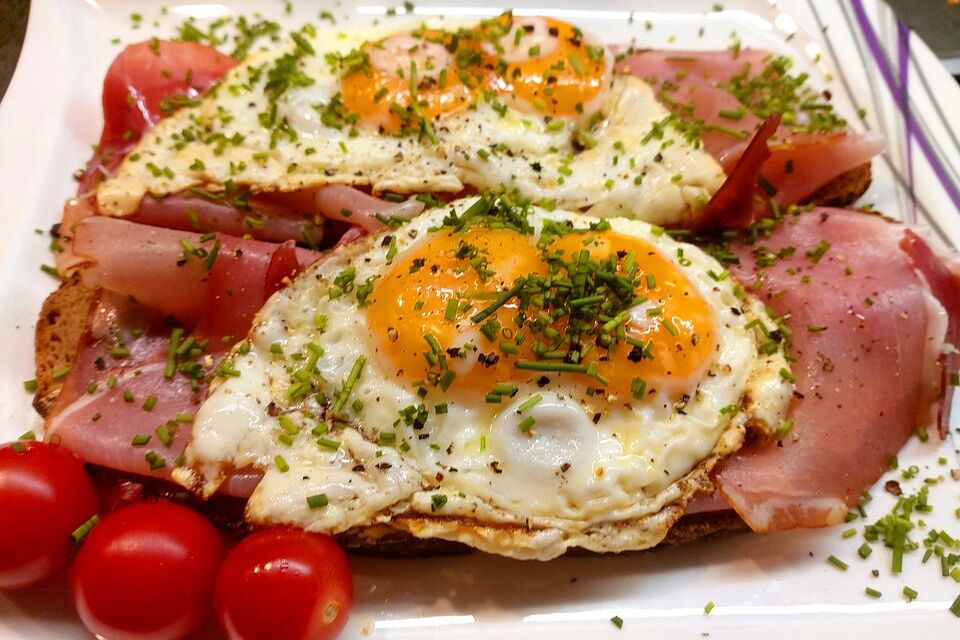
[97,15,725,227]
[174,196,793,560]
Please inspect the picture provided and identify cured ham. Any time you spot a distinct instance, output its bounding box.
[129,193,319,245]
[266,185,426,233]
[713,209,949,531]
[78,41,237,195]
[700,113,780,229]
[72,216,319,329]
[899,229,960,438]
[44,293,208,480]
[615,49,883,215]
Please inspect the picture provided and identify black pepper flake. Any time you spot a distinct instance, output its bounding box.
[884,480,902,496]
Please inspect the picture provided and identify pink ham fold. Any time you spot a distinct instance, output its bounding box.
[72,216,319,328]
[713,209,949,531]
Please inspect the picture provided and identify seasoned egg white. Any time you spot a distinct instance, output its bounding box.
[174,197,792,559]
[97,18,724,226]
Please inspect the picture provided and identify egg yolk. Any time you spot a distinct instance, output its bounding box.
[548,231,716,397]
[340,31,493,133]
[486,16,608,116]
[366,226,714,401]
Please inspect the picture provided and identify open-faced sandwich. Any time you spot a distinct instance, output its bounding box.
[6,8,960,639]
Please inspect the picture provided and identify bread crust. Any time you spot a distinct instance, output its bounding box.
[33,275,96,417]
[801,162,872,208]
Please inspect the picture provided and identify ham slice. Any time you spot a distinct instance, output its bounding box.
[78,41,236,195]
[45,293,209,480]
[72,217,319,328]
[266,185,425,232]
[129,193,319,245]
[614,49,883,212]
[700,113,780,229]
[713,209,949,531]
[900,229,960,438]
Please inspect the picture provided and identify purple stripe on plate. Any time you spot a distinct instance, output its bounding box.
[896,19,916,223]
[851,0,960,216]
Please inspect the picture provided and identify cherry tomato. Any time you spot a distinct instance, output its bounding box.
[0,441,98,588]
[72,501,224,640]
[215,529,353,640]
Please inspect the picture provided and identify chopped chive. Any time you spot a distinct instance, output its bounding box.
[703,601,715,614]
[438,370,456,391]
[858,543,873,559]
[515,360,588,374]
[274,454,290,472]
[444,297,459,321]
[826,555,848,571]
[145,451,166,470]
[318,437,340,450]
[470,277,527,323]
[18,430,36,441]
[902,586,918,602]
[132,434,151,446]
[610,616,623,629]
[155,424,173,447]
[517,394,543,412]
[491,383,517,396]
[164,327,183,379]
[22,379,38,393]
[142,395,157,411]
[306,493,329,509]
[278,414,300,436]
[424,333,442,354]
[430,493,448,512]
[865,587,882,598]
[70,514,100,544]
[518,416,536,433]
[950,594,960,616]
[333,356,367,413]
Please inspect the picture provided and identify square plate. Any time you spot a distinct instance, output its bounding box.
[1,1,959,638]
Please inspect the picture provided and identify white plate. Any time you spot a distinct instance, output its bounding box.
[1,1,959,638]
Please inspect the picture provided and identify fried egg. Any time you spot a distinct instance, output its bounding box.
[97,15,724,226]
[173,196,792,560]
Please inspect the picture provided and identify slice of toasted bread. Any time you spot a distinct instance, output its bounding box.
[33,275,96,417]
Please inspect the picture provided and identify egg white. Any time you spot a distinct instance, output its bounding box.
[97,21,724,227]
[174,198,792,559]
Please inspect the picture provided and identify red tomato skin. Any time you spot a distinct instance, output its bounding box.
[0,441,98,588]
[71,501,225,640]
[215,529,354,640]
